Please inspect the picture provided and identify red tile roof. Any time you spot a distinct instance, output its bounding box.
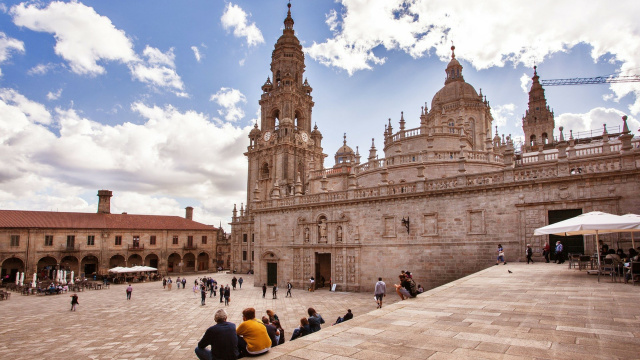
[0,210,217,231]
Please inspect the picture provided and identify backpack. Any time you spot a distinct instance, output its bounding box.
[408,278,418,297]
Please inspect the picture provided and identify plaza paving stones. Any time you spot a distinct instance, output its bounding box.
[1,263,640,359]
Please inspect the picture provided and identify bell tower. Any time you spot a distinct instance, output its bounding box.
[246,3,326,203]
[522,66,555,151]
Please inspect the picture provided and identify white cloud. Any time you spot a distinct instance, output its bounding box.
[142,45,175,68]
[46,88,63,101]
[129,46,186,95]
[0,88,250,227]
[556,107,639,136]
[27,63,58,75]
[520,73,532,94]
[210,88,247,122]
[0,32,25,75]
[11,1,138,76]
[492,103,516,128]
[306,0,640,113]
[191,46,202,62]
[221,3,264,47]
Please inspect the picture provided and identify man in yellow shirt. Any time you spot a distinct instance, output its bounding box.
[236,307,271,357]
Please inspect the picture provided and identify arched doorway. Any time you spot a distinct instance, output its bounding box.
[183,253,196,272]
[60,255,79,275]
[1,257,25,283]
[261,251,280,286]
[37,256,58,280]
[145,253,159,269]
[197,252,209,271]
[81,255,99,277]
[167,253,181,273]
[128,254,143,267]
[109,255,126,268]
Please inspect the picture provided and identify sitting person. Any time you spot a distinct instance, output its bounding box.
[195,309,238,360]
[272,320,285,346]
[236,307,271,357]
[628,248,638,261]
[394,274,416,300]
[261,316,279,348]
[617,248,628,261]
[417,284,425,293]
[333,309,353,325]
[290,318,311,341]
[307,307,325,333]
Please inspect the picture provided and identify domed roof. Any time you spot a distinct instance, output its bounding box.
[430,45,480,108]
[311,123,322,137]
[249,123,261,137]
[335,134,354,156]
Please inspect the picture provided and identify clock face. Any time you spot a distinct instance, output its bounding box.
[301,132,309,142]
[263,131,271,141]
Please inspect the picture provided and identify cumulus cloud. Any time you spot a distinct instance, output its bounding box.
[221,3,264,47]
[11,1,138,75]
[46,88,63,101]
[492,103,516,128]
[210,88,247,122]
[556,107,639,136]
[191,46,202,62]
[27,63,58,75]
[306,0,640,113]
[0,88,250,226]
[520,73,532,94]
[0,32,24,75]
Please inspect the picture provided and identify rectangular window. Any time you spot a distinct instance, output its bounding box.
[243,234,248,243]
[115,235,122,246]
[150,235,156,245]
[242,251,247,261]
[251,251,254,262]
[66,235,75,248]
[251,234,254,243]
[10,235,20,247]
[44,235,53,247]
[133,235,140,248]
[201,235,207,244]
[87,235,95,246]
[187,236,194,247]
[173,235,178,245]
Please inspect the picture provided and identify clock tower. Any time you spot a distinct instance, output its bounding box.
[246,3,325,203]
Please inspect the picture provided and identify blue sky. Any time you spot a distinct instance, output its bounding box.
[1,0,639,230]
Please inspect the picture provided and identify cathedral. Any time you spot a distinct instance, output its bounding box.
[230,4,640,291]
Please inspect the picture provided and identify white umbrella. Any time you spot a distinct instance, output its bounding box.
[534,211,640,281]
[622,214,640,249]
[15,272,19,285]
[70,271,75,284]
[32,273,37,288]
[19,272,24,286]
[108,266,124,273]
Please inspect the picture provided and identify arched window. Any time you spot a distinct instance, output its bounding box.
[530,134,536,146]
[541,132,548,144]
[261,163,270,179]
[448,121,455,134]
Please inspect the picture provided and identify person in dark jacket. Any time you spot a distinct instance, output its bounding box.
[195,309,238,360]
[290,318,311,341]
[307,307,325,333]
[261,316,279,347]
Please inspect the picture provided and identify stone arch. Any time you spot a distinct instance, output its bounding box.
[109,254,126,268]
[1,257,25,283]
[60,255,79,274]
[37,256,58,280]
[269,108,280,128]
[167,253,181,273]
[541,132,549,144]
[261,250,280,261]
[197,252,210,271]
[261,162,270,179]
[128,254,143,267]
[183,252,196,272]
[144,253,159,269]
[81,255,99,276]
[294,109,304,129]
[530,134,537,146]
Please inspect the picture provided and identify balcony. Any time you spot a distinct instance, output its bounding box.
[128,244,145,251]
[60,244,79,252]
[183,244,197,250]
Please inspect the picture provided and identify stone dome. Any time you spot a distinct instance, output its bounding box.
[430,80,480,109]
[249,123,261,138]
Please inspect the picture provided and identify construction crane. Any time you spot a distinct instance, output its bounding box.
[541,74,640,86]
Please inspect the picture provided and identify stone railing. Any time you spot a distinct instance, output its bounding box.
[251,148,638,211]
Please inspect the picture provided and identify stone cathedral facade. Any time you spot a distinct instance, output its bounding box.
[230,4,640,291]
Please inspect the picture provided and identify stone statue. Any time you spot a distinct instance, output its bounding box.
[319,219,327,241]
[337,226,343,242]
[304,227,310,242]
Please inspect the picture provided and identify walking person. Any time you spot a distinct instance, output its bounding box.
[286,281,292,297]
[542,242,550,263]
[224,285,230,306]
[526,244,534,264]
[167,277,173,290]
[162,277,167,289]
[220,284,224,303]
[272,284,277,299]
[210,283,216,298]
[126,284,132,300]
[309,276,315,292]
[176,276,181,289]
[182,278,187,289]
[70,293,79,311]
[496,244,507,265]
[231,276,237,290]
[238,277,243,289]
[201,285,206,306]
[374,277,386,309]
[262,283,267,298]
[555,240,565,264]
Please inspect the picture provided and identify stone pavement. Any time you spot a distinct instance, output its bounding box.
[1,264,639,359]
[0,272,396,359]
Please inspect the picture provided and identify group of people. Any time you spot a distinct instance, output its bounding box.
[393,271,419,301]
[195,308,285,360]
[499,241,566,264]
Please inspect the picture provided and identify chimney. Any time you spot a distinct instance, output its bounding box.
[97,190,113,214]
[185,206,193,220]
